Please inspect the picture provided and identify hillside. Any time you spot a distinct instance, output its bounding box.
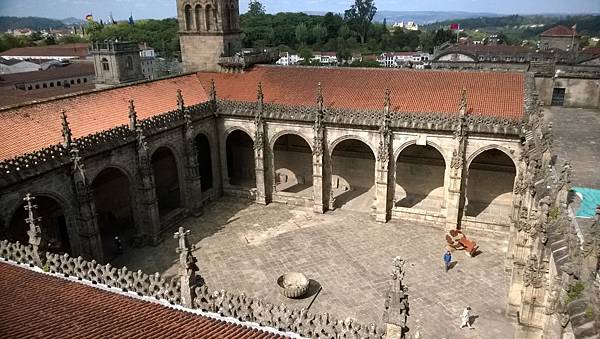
[424,14,600,36]
[304,11,501,24]
[0,16,66,31]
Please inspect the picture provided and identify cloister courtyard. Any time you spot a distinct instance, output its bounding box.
[114,197,515,339]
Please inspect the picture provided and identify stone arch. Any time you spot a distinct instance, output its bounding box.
[194,4,204,31]
[463,146,517,222]
[184,4,193,31]
[395,143,446,211]
[329,135,376,157]
[205,4,212,31]
[7,192,72,254]
[151,146,183,220]
[466,144,518,175]
[394,139,448,167]
[271,133,313,197]
[195,132,214,191]
[91,166,136,261]
[225,129,256,187]
[269,130,313,153]
[330,137,376,211]
[224,126,254,141]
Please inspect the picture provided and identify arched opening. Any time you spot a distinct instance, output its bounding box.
[101,58,109,71]
[8,196,70,254]
[273,134,312,197]
[464,149,516,221]
[331,139,375,211]
[223,5,231,31]
[184,4,193,31]
[395,144,445,211]
[91,167,135,261]
[195,5,203,31]
[205,5,212,31]
[195,133,213,192]
[151,147,182,219]
[226,130,255,187]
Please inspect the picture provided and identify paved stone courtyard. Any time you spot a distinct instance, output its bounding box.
[115,198,515,338]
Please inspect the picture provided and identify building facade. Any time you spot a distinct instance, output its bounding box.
[91,41,145,88]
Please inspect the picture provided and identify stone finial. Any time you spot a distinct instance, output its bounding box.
[383,256,409,332]
[128,99,137,131]
[173,227,201,308]
[176,89,185,111]
[174,226,192,254]
[60,109,72,147]
[209,79,217,102]
[384,88,391,113]
[257,82,264,108]
[459,88,468,116]
[316,82,323,112]
[69,147,87,184]
[24,193,42,266]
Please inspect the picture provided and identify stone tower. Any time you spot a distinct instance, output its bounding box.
[177,0,242,72]
[91,41,145,88]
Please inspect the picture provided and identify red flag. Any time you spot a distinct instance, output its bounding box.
[450,23,460,30]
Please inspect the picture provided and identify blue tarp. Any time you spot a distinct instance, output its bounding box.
[572,187,600,218]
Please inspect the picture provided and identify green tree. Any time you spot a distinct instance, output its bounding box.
[311,24,328,45]
[336,48,352,64]
[344,0,377,44]
[248,0,266,16]
[298,46,313,65]
[295,23,309,45]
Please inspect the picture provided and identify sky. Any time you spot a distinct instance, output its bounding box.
[0,0,599,20]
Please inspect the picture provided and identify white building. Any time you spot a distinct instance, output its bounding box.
[139,44,156,80]
[377,52,430,68]
[276,52,303,66]
[313,52,338,65]
[392,21,419,31]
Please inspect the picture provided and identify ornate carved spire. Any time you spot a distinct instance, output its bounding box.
[313,82,324,157]
[209,79,217,102]
[60,109,72,147]
[384,88,391,115]
[128,99,137,131]
[459,88,468,116]
[177,89,185,111]
[174,226,201,307]
[377,89,392,166]
[316,82,323,113]
[24,193,42,266]
[257,82,264,112]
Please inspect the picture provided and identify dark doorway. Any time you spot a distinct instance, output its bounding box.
[464,149,516,221]
[273,134,313,196]
[151,147,181,217]
[331,139,375,211]
[195,134,213,192]
[8,196,70,254]
[92,167,135,261]
[551,88,565,106]
[396,145,445,210]
[226,130,256,187]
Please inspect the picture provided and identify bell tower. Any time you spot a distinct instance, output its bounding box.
[177,0,242,72]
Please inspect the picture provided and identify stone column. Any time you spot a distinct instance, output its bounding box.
[61,110,103,261]
[130,101,161,245]
[179,90,203,216]
[174,226,203,308]
[312,83,328,213]
[444,90,468,230]
[253,83,269,205]
[375,89,393,223]
[24,193,43,267]
[383,257,409,339]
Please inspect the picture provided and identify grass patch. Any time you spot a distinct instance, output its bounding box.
[566,282,585,304]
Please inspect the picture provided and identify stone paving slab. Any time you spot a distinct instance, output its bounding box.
[114,198,515,339]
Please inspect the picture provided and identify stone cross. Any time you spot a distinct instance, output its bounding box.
[60,109,72,147]
[24,193,42,266]
[128,99,137,131]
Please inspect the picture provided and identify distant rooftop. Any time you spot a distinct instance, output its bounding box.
[0,43,89,59]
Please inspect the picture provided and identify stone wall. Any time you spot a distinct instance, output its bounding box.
[535,76,600,108]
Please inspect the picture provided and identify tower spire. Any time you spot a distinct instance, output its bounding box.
[60,109,72,147]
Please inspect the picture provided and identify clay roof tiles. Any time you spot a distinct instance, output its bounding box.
[0,43,90,58]
[196,65,524,120]
[540,25,579,37]
[0,74,208,161]
[0,262,286,339]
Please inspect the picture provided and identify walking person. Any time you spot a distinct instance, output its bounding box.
[460,306,473,329]
[443,250,452,272]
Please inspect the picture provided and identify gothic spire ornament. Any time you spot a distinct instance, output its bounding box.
[60,109,72,147]
[177,89,185,111]
[459,88,468,116]
[209,79,217,102]
[128,99,137,131]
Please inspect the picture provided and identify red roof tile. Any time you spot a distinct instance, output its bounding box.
[0,43,90,59]
[0,62,94,84]
[540,25,579,37]
[0,262,285,339]
[196,65,524,120]
[0,74,208,161]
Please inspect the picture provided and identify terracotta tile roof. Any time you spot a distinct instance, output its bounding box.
[0,74,208,161]
[196,65,525,120]
[0,83,96,108]
[0,43,90,59]
[445,44,531,55]
[540,25,579,37]
[0,262,286,339]
[0,62,94,85]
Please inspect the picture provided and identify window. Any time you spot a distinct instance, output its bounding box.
[185,4,193,30]
[77,79,81,84]
[43,83,47,88]
[491,57,497,62]
[101,58,109,71]
[205,5,212,31]
[50,82,54,87]
[27,85,32,90]
[70,79,74,85]
[505,57,512,62]
[195,5,203,31]
[478,56,485,61]
[35,84,40,89]
[83,78,87,83]
[519,57,525,62]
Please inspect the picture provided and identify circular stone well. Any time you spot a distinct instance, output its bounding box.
[277,272,309,298]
